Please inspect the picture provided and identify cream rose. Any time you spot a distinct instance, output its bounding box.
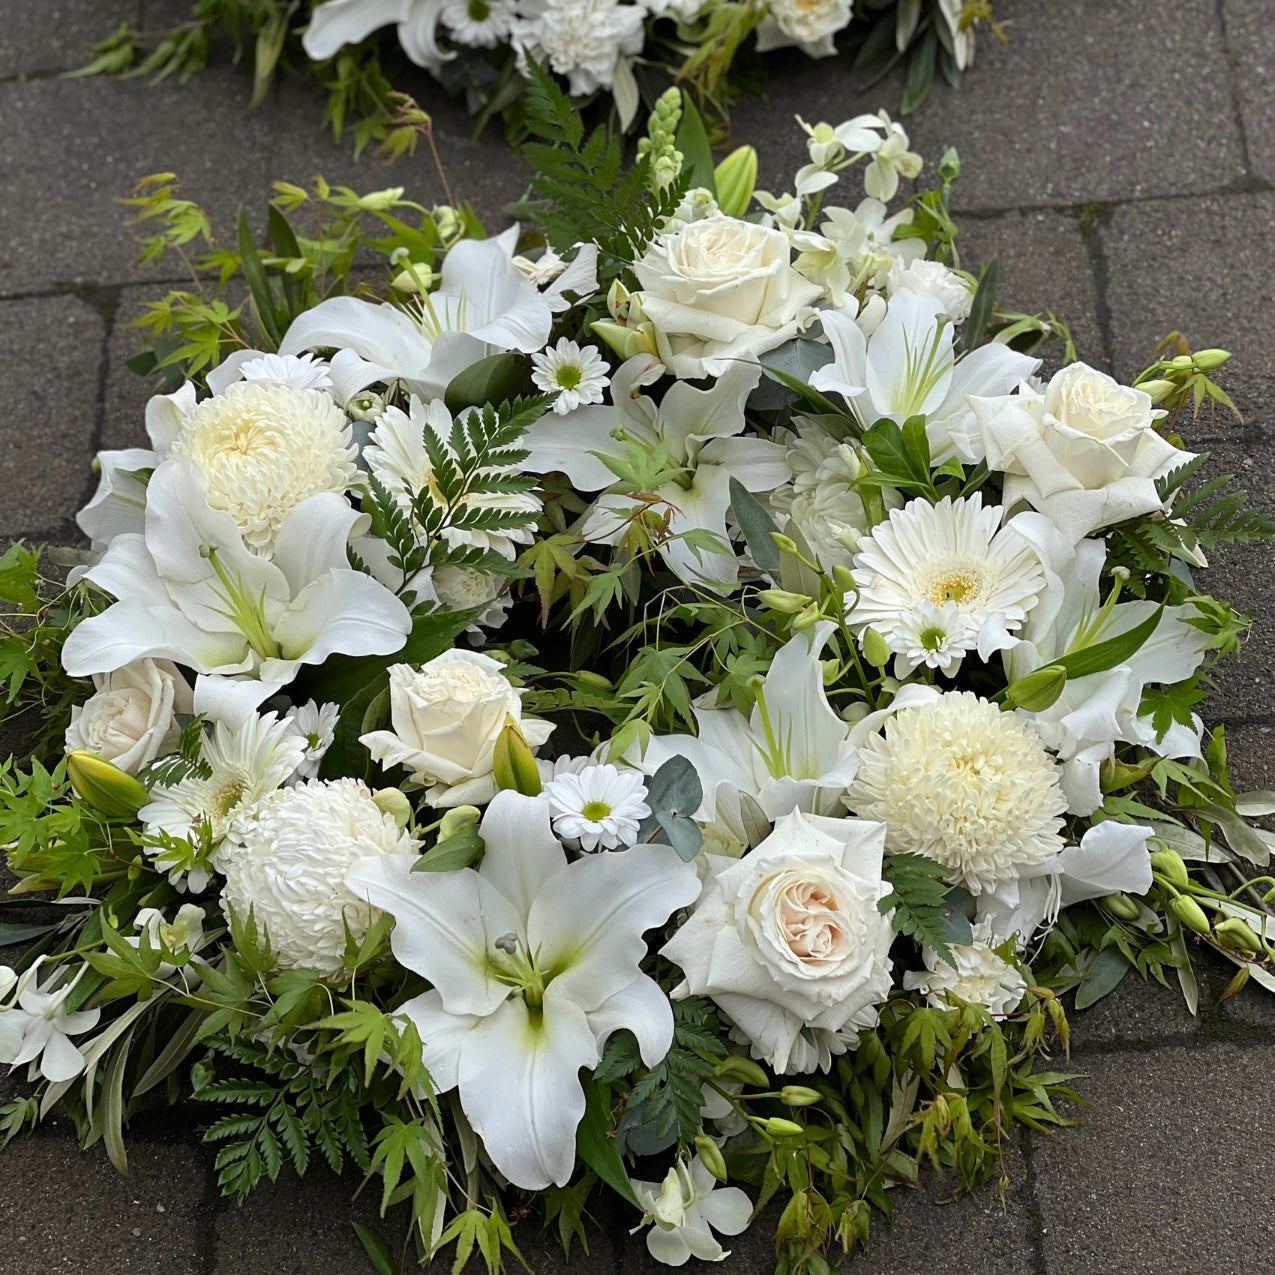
[662,810,894,1073]
[972,362,1193,542]
[359,649,553,806]
[756,0,854,59]
[64,659,193,775]
[633,213,824,378]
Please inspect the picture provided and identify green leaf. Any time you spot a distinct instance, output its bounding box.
[443,352,531,415]
[236,210,281,349]
[0,921,58,944]
[957,262,998,354]
[1055,606,1163,681]
[675,92,716,195]
[575,1079,639,1207]
[413,823,485,873]
[880,853,959,967]
[353,1224,401,1275]
[728,477,780,574]
[1074,946,1132,1010]
[900,26,939,115]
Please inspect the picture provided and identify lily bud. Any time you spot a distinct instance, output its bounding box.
[1169,894,1211,936]
[1003,664,1067,713]
[779,1085,822,1108]
[714,145,758,217]
[1101,892,1142,922]
[371,788,413,831]
[756,589,811,614]
[860,626,891,670]
[492,718,542,796]
[763,1117,806,1139]
[694,1135,729,1183]
[1214,917,1264,954]
[355,186,407,212]
[389,264,436,294]
[439,805,481,838]
[1192,348,1230,371]
[1150,849,1191,891]
[715,1054,769,1088]
[66,750,149,820]
[589,319,657,362]
[770,533,799,557]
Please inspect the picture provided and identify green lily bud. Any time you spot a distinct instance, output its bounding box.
[779,1085,822,1108]
[1003,664,1067,713]
[714,145,758,217]
[1214,917,1264,954]
[1150,849,1191,891]
[589,319,657,362]
[66,750,149,820]
[694,1135,729,1183]
[1169,894,1211,936]
[1166,354,1195,371]
[355,186,407,212]
[492,717,543,796]
[389,264,436,294]
[763,1117,806,1139]
[1100,757,1156,791]
[1192,348,1231,371]
[770,533,799,557]
[860,627,892,670]
[1102,892,1142,922]
[1137,378,1176,404]
[715,1054,769,1088]
[606,278,632,323]
[756,589,811,614]
[438,805,481,839]
[372,788,413,831]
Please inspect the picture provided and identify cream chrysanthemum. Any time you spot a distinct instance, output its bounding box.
[847,691,1066,894]
[170,381,358,555]
[219,779,419,981]
[849,495,1045,666]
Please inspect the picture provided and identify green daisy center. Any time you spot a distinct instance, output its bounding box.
[581,800,612,822]
[556,365,583,391]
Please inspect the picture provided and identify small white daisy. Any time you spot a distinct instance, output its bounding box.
[887,599,979,676]
[282,700,340,780]
[545,763,651,851]
[530,339,610,415]
[442,0,516,49]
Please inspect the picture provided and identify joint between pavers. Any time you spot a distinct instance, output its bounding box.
[1075,206,1117,375]
[0,277,191,305]
[1216,0,1257,181]
[1015,1126,1050,1275]
[72,282,125,521]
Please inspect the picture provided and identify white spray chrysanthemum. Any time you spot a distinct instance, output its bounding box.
[219,778,419,981]
[441,0,515,47]
[282,700,340,780]
[887,599,978,676]
[545,763,651,851]
[169,381,358,556]
[530,339,611,415]
[849,494,1045,670]
[235,351,334,392]
[904,921,1029,1018]
[847,691,1066,895]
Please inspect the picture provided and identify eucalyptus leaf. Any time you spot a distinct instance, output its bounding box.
[729,477,780,575]
[637,754,703,846]
[657,811,703,863]
[1074,946,1132,1010]
[1234,791,1275,817]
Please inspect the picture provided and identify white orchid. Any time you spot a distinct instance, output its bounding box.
[61,459,411,700]
[345,791,701,1188]
[0,959,101,1083]
[631,1155,753,1265]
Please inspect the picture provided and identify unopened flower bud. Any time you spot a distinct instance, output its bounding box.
[1137,378,1176,404]
[1192,348,1230,371]
[1167,354,1195,371]
[779,1085,822,1107]
[431,204,462,244]
[715,1054,770,1088]
[575,670,614,691]
[1169,894,1211,936]
[1102,892,1142,922]
[770,533,799,557]
[764,1117,806,1139]
[66,750,149,820]
[831,564,856,594]
[791,602,824,632]
[1003,664,1067,713]
[438,805,481,839]
[606,278,632,323]
[492,718,542,796]
[1150,849,1191,891]
[389,265,436,294]
[355,187,406,212]
[714,146,758,218]
[860,627,891,670]
[694,1135,729,1183]
[757,589,811,614]
[1214,917,1264,954]
[346,390,385,422]
[371,788,413,830]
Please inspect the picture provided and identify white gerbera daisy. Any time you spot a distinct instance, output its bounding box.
[887,599,979,676]
[169,381,358,556]
[219,778,419,981]
[530,339,611,415]
[283,700,340,780]
[138,712,306,890]
[545,763,651,851]
[441,0,515,47]
[847,691,1066,895]
[849,495,1045,662]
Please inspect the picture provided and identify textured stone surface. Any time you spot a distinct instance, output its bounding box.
[1222,0,1275,183]
[0,1,139,78]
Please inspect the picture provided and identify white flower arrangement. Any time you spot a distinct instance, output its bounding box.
[4,87,1275,1275]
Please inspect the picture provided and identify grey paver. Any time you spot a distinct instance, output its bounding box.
[0,1,139,79]
[0,1133,211,1275]
[1066,959,1209,1053]
[1222,0,1275,182]
[0,295,103,539]
[1032,1043,1275,1275]
[101,284,175,452]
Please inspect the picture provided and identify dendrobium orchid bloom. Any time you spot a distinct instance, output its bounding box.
[0,959,101,1083]
[345,792,701,1188]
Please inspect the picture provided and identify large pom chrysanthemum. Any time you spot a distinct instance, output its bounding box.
[847,691,1065,894]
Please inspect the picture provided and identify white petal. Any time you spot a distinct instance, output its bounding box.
[270,494,366,594]
[280,295,432,383]
[395,988,479,1092]
[699,1185,753,1236]
[477,793,566,923]
[646,1225,692,1266]
[39,1031,88,1083]
[301,0,409,59]
[587,973,674,1069]
[271,569,410,667]
[436,238,553,353]
[1058,822,1154,904]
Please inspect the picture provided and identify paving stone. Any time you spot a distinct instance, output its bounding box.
[0,1133,211,1274]
[1100,192,1275,435]
[0,294,103,540]
[957,209,1105,372]
[733,0,1244,213]
[101,284,175,453]
[1222,0,1275,183]
[1067,960,1209,1053]
[0,1,140,79]
[1217,720,1275,788]
[1033,1043,1275,1274]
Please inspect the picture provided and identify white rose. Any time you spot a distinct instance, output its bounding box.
[756,0,854,58]
[662,810,894,1073]
[633,214,824,378]
[64,659,193,775]
[972,362,1193,542]
[359,649,553,807]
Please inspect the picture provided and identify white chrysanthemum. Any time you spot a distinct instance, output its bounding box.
[138,712,306,891]
[849,495,1045,662]
[219,778,419,981]
[847,691,1067,895]
[530,338,611,415]
[441,0,515,46]
[363,397,541,557]
[283,700,340,780]
[169,381,358,555]
[431,565,512,633]
[904,921,1029,1017]
[511,0,645,95]
[886,257,974,322]
[236,352,334,392]
[545,763,651,852]
[887,599,978,676]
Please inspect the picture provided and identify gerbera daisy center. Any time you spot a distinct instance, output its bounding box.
[926,569,980,605]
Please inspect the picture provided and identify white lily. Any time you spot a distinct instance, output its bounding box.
[345,791,701,1189]
[303,0,451,73]
[62,459,411,693]
[0,959,100,1083]
[278,229,557,404]
[810,291,1039,464]
[523,354,788,588]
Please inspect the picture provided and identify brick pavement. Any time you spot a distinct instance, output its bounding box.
[2,2,1275,1271]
